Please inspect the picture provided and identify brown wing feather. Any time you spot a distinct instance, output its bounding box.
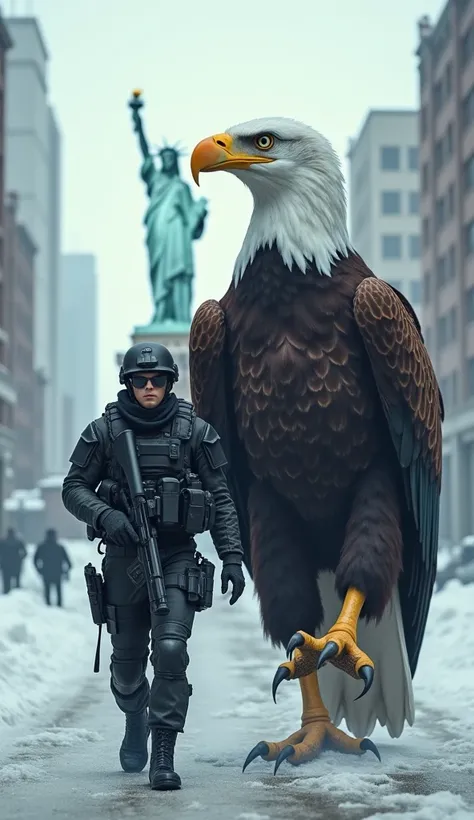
[353,277,442,675]
[189,299,252,573]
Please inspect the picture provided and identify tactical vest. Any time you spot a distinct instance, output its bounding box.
[104,398,195,482]
[96,398,215,536]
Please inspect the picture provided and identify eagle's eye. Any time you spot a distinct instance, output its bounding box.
[254,134,274,151]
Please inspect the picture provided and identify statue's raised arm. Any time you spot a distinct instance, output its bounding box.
[128,89,150,159]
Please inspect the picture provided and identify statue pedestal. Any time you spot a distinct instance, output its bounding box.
[131,320,191,401]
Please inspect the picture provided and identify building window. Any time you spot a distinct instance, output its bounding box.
[446,61,453,95]
[437,308,457,349]
[423,217,430,249]
[385,279,402,291]
[437,315,447,348]
[447,183,455,219]
[380,146,400,171]
[468,358,474,397]
[409,191,420,214]
[421,106,428,139]
[448,244,456,279]
[434,80,443,114]
[424,272,431,304]
[465,154,474,191]
[440,371,458,410]
[410,279,421,304]
[381,190,401,215]
[435,195,446,229]
[408,146,419,171]
[467,286,474,323]
[465,220,474,255]
[436,254,447,288]
[381,235,402,259]
[434,138,443,171]
[463,86,474,131]
[446,123,454,158]
[422,162,429,193]
[462,26,474,67]
[409,234,421,259]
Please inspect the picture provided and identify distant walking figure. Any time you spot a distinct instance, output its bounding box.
[34,528,72,607]
[0,527,27,593]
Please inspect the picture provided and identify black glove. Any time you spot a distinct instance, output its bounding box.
[99,509,139,548]
[221,553,245,605]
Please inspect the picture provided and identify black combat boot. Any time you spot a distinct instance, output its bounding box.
[119,710,150,773]
[149,728,181,790]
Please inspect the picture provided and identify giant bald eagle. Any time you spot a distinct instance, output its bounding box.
[188,118,443,773]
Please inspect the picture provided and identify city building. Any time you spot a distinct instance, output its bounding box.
[0,13,14,533]
[347,109,423,321]
[4,191,44,490]
[58,253,98,470]
[417,0,474,542]
[5,16,62,477]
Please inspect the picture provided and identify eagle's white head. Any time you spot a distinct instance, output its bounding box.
[190,116,352,284]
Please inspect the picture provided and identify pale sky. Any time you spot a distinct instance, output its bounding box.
[6,0,445,413]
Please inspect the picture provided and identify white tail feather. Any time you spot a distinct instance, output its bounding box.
[316,571,415,738]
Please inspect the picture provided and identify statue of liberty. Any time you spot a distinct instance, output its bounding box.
[128,90,208,327]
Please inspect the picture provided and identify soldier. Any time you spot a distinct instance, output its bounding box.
[33,529,72,606]
[0,527,27,593]
[62,342,245,791]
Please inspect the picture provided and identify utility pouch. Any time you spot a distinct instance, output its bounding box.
[84,563,107,673]
[181,473,216,534]
[195,552,215,612]
[166,553,215,611]
[157,477,181,525]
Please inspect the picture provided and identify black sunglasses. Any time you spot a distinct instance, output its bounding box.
[130,374,168,389]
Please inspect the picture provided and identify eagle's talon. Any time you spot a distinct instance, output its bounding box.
[359,738,381,762]
[317,640,339,669]
[242,741,270,772]
[272,665,291,702]
[286,632,305,659]
[273,744,295,774]
[355,664,374,700]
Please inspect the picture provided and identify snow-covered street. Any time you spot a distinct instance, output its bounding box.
[1,536,474,819]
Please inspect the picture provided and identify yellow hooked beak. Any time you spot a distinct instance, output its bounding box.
[190,133,274,185]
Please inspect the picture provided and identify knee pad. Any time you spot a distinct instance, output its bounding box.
[111,657,147,695]
[152,638,188,677]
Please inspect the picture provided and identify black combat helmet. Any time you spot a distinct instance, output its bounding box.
[119,342,179,386]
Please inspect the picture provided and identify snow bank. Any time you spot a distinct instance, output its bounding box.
[0,540,99,741]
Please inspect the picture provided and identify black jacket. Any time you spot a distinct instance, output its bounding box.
[62,407,243,563]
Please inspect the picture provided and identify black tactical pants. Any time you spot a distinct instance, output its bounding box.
[2,567,20,595]
[43,578,63,607]
[102,543,197,733]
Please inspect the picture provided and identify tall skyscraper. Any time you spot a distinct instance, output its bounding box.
[0,13,14,532]
[4,191,42,490]
[417,0,474,542]
[4,16,61,476]
[58,254,98,469]
[347,110,423,322]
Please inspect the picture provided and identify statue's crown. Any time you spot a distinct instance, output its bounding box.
[154,139,186,158]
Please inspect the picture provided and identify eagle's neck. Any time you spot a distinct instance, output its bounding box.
[232,165,352,284]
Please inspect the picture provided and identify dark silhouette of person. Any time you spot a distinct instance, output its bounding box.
[0,527,27,593]
[34,529,72,607]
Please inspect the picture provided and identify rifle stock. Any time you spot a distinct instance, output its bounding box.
[113,428,169,616]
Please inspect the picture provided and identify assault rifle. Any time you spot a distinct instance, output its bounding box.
[113,428,169,616]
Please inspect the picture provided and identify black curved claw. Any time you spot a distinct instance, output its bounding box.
[242,741,270,773]
[286,632,305,659]
[272,666,291,703]
[359,738,381,762]
[354,665,374,701]
[317,640,339,670]
[274,744,295,775]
